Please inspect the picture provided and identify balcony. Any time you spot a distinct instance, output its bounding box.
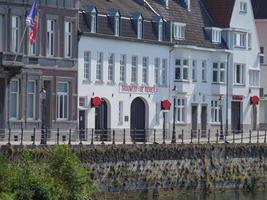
[173,80,191,93]
[211,83,226,95]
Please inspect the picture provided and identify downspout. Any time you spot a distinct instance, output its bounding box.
[168,45,175,132]
[225,52,231,135]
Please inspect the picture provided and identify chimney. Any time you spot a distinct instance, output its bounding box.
[165,0,169,9]
[185,0,191,11]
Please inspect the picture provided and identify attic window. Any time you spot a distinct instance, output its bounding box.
[173,23,185,40]
[91,12,97,33]
[115,14,120,36]
[240,2,247,13]
[212,28,221,43]
[137,17,143,39]
[158,20,163,42]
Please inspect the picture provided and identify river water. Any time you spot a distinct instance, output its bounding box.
[103,190,267,200]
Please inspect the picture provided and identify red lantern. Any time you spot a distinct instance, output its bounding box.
[91,97,102,108]
[250,96,259,105]
[161,99,171,110]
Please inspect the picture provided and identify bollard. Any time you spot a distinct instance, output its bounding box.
[123,129,126,144]
[197,129,200,144]
[45,128,48,145]
[7,128,11,145]
[32,128,36,145]
[68,128,72,145]
[190,130,193,144]
[162,129,165,145]
[91,129,94,145]
[56,128,59,144]
[181,129,184,145]
[112,130,115,145]
[133,129,136,144]
[20,128,24,146]
[241,131,243,144]
[216,130,219,143]
[257,129,259,144]
[249,130,252,143]
[153,129,156,144]
[208,129,210,144]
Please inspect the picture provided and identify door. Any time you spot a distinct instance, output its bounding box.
[79,110,86,140]
[231,102,241,133]
[130,97,146,142]
[0,78,5,138]
[201,106,207,137]
[252,105,257,130]
[191,105,198,137]
[95,99,108,141]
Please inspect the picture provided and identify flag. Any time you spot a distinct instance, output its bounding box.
[26,0,39,44]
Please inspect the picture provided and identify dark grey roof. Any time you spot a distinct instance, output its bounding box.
[252,0,267,19]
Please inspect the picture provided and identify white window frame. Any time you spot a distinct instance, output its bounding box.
[96,52,103,81]
[9,80,19,120]
[212,62,225,83]
[84,51,91,80]
[56,82,69,120]
[154,57,160,85]
[234,63,245,85]
[137,17,143,39]
[249,69,260,87]
[120,54,126,82]
[202,60,207,82]
[173,22,185,40]
[47,19,56,56]
[247,33,251,50]
[234,32,246,48]
[211,100,221,123]
[108,53,115,82]
[192,60,197,82]
[142,57,149,84]
[212,29,221,43]
[91,12,97,33]
[162,59,167,86]
[158,20,163,42]
[176,98,186,123]
[118,101,123,125]
[64,21,72,57]
[115,14,120,37]
[240,2,247,13]
[175,59,189,81]
[27,80,36,120]
[11,16,20,53]
[131,56,138,83]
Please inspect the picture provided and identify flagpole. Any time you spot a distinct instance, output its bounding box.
[14,26,27,62]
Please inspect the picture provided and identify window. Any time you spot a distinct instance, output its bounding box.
[131,56,138,83]
[211,100,221,123]
[234,64,245,84]
[11,16,20,53]
[115,15,120,36]
[260,47,264,64]
[108,53,115,82]
[158,21,163,42]
[96,52,103,81]
[192,60,197,81]
[118,101,123,124]
[56,82,68,120]
[154,58,160,85]
[240,2,247,13]
[137,17,143,39]
[28,37,36,55]
[142,57,149,84]
[212,29,221,43]
[176,98,186,123]
[234,32,246,48]
[175,59,189,81]
[249,70,260,87]
[202,60,207,82]
[27,81,36,119]
[9,80,19,119]
[162,59,167,86]
[173,23,185,40]
[47,19,55,56]
[120,54,126,82]
[248,33,251,49]
[84,51,91,80]
[91,13,96,33]
[212,62,225,83]
[64,21,72,57]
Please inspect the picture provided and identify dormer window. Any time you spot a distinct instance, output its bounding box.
[240,2,247,13]
[115,13,120,37]
[173,23,185,40]
[137,16,143,39]
[212,28,221,43]
[91,11,97,33]
[158,20,163,42]
[234,32,246,48]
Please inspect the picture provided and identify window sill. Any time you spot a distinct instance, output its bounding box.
[233,83,246,87]
[107,81,116,85]
[157,84,168,88]
[95,80,104,85]
[249,85,260,89]
[202,81,207,83]
[210,122,221,126]
[212,82,226,85]
[175,122,187,125]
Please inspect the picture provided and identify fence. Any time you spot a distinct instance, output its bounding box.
[0,128,266,146]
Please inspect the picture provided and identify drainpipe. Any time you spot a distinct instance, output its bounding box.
[225,52,231,135]
[168,45,175,136]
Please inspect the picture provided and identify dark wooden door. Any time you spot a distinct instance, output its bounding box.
[95,100,108,140]
[201,106,207,137]
[79,110,86,140]
[0,78,5,138]
[131,97,145,142]
[231,102,241,133]
[191,105,198,137]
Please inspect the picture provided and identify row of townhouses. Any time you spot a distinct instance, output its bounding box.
[0,0,264,141]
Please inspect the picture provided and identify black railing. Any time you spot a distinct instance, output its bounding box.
[0,128,266,146]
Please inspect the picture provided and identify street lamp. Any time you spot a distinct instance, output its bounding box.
[40,88,47,145]
[219,96,224,140]
[172,86,177,144]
